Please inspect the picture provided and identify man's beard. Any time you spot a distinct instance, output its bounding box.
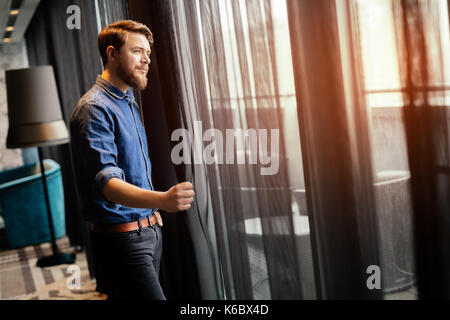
[116,60,148,90]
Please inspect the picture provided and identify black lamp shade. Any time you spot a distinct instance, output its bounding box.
[6,66,69,148]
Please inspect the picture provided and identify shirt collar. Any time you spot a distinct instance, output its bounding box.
[96,75,135,104]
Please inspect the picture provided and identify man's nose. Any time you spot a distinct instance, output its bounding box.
[142,54,150,65]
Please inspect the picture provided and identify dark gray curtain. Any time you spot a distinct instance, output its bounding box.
[132,0,316,299]
[392,0,450,299]
[25,0,130,279]
[287,0,382,299]
[295,0,450,299]
[189,0,306,300]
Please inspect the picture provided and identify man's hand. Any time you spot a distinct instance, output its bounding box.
[160,182,195,213]
[102,178,194,214]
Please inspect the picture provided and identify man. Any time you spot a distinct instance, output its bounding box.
[70,20,194,300]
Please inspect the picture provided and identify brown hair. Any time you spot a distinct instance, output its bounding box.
[98,20,153,67]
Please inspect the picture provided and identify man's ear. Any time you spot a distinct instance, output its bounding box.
[106,45,116,64]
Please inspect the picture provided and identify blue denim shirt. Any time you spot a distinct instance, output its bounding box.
[70,75,156,224]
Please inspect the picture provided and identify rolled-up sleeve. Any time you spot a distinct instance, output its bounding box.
[73,103,125,193]
[95,166,125,192]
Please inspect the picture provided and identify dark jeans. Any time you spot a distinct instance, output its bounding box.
[90,223,166,300]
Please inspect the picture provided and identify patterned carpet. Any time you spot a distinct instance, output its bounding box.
[0,233,106,300]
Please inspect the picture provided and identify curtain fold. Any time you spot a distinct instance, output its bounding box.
[137,0,315,299]
[25,0,130,280]
[286,0,383,299]
[392,0,450,298]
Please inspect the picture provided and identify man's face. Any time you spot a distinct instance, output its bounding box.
[115,32,151,90]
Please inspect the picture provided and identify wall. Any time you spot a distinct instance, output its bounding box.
[0,40,29,172]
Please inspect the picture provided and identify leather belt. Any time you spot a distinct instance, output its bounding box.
[91,214,157,234]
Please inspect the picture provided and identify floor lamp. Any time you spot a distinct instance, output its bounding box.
[5,66,75,267]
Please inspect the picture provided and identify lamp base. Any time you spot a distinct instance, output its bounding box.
[37,252,76,267]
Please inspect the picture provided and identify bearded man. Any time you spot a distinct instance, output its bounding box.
[70,20,194,300]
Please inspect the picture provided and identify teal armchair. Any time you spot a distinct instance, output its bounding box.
[0,159,66,248]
